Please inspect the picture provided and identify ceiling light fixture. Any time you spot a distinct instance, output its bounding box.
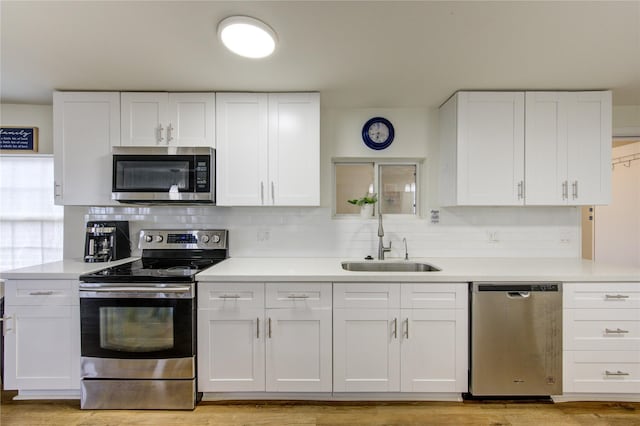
[218,16,277,59]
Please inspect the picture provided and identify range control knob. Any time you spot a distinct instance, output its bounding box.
[154,235,164,243]
[212,234,221,243]
[201,235,210,243]
[144,235,153,243]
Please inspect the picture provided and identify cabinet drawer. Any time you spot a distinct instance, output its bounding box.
[197,282,264,309]
[266,282,331,309]
[564,309,640,351]
[564,283,640,309]
[401,283,468,309]
[564,350,640,394]
[5,280,79,306]
[333,283,400,309]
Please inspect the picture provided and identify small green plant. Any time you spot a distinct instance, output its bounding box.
[347,193,377,207]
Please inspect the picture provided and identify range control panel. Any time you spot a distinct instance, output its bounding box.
[138,229,228,250]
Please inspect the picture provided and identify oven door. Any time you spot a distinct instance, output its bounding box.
[80,288,195,360]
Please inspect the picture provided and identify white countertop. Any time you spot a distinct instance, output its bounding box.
[0,257,138,280]
[1,257,638,283]
[197,257,640,283]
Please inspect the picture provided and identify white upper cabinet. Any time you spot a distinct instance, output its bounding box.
[439,90,612,207]
[216,92,320,206]
[439,91,525,206]
[526,91,612,205]
[120,92,215,147]
[53,91,120,206]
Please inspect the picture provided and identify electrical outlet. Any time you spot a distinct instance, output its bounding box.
[257,230,270,242]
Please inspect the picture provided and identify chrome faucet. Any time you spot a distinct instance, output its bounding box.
[403,237,409,260]
[377,213,392,260]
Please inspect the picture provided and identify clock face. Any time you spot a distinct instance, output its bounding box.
[362,117,394,150]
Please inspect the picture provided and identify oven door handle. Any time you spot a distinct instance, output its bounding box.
[80,286,192,294]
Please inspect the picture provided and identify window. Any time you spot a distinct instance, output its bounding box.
[0,155,64,271]
[334,160,418,216]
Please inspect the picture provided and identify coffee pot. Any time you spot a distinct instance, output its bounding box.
[84,221,131,262]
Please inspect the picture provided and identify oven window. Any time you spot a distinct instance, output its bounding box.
[100,307,174,352]
[114,160,190,191]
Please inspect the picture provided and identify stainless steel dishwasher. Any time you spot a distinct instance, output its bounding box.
[470,282,562,397]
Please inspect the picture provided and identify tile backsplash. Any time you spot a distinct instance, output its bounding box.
[67,205,581,259]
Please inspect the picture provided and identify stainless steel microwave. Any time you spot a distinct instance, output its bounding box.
[111,147,215,203]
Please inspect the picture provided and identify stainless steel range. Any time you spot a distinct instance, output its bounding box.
[78,229,228,410]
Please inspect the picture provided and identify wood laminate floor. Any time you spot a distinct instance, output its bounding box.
[1,392,639,426]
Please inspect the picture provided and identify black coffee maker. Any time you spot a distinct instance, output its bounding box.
[84,221,131,262]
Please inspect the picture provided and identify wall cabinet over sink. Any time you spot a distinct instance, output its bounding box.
[215,92,320,206]
[439,90,612,206]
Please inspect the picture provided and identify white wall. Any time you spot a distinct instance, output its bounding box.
[0,104,53,154]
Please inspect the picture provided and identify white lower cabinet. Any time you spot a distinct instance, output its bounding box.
[3,280,80,392]
[197,282,332,393]
[333,283,468,394]
[563,282,640,397]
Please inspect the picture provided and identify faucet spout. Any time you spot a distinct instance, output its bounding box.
[377,212,384,237]
[377,213,392,260]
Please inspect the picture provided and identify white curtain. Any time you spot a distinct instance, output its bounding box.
[0,155,64,271]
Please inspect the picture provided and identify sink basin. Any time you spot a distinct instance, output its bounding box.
[341,261,441,272]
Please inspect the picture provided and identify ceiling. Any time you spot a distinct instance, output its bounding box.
[1,1,640,108]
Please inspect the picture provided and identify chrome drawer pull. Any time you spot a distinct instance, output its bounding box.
[404,318,409,339]
[268,317,272,338]
[392,318,398,339]
[29,291,55,296]
[605,328,629,334]
[605,294,630,300]
[219,294,241,299]
[256,318,260,339]
[287,294,309,299]
[605,370,630,376]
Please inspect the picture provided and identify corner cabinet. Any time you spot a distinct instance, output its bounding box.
[215,92,320,206]
[53,91,120,206]
[2,279,80,396]
[333,283,468,394]
[120,92,215,147]
[438,90,612,206]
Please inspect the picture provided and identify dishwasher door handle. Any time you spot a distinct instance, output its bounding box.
[507,291,531,299]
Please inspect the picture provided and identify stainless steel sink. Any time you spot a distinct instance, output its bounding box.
[341,261,441,272]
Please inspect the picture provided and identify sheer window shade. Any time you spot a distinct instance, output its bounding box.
[0,155,63,271]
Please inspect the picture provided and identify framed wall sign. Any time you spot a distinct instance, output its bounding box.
[0,127,39,153]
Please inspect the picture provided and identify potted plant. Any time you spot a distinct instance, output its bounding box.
[347,193,377,218]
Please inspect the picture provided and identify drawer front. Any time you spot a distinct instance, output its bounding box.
[564,309,640,351]
[5,280,78,306]
[401,283,468,309]
[197,282,264,310]
[265,282,331,309]
[564,283,640,309]
[333,283,400,309]
[564,350,640,394]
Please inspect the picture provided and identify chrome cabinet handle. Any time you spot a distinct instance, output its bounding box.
[287,294,309,299]
[517,181,524,200]
[271,182,275,204]
[54,182,62,197]
[29,291,54,296]
[167,123,174,143]
[605,328,629,334]
[572,180,578,199]
[562,181,568,200]
[260,182,264,205]
[256,317,260,339]
[605,294,630,300]
[219,294,240,299]
[404,318,409,339]
[157,125,164,143]
[392,318,398,339]
[1,316,13,333]
[268,317,272,338]
[605,370,630,376]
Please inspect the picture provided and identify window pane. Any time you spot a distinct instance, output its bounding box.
[335,163,375,214]
[379,165,416,214]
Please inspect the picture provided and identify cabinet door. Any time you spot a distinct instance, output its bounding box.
[456,91,525,205]
[215,93,269,206]
[265,308,332,392]
[400,309,468,393]
[168,93,215,147]
[120,92,168,146]
[566,91,612,205]
[53,91,120,206]
[268,93,320,206]
[197,308,265,392]
[525,92,568,205]
[333,308,400,392]
[3,305,80,390]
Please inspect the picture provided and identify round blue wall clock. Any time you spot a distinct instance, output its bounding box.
[362,117,394,150]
